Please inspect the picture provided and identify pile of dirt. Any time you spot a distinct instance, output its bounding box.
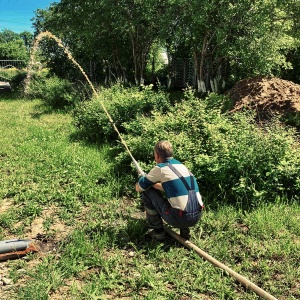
[227,77,300,119]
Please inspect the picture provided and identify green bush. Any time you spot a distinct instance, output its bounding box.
[25,72,82,109]
[115,89,300,207]
[23,70,49,99]
[280,111,300,131]
[10,70,27,89]
[73,84,171,142]
[72,86,300,207]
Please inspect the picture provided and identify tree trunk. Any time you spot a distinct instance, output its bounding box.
[151,56,155,84]
[131,36,140,85]
[193,51,201,92]
[115,53,127,83]
[166,46,172,89]
[198,32,208,93]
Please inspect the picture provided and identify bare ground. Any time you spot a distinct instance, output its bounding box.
[226,77,300,119]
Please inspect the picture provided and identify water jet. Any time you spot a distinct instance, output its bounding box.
[25,31,144,174]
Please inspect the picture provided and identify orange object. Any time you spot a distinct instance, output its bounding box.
[0,243,39,261]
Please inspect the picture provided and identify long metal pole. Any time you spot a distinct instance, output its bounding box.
[163,226,278,300]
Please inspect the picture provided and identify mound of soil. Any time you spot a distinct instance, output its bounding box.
[227,77,300,118]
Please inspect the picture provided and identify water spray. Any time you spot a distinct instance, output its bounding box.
[26,31,145,177]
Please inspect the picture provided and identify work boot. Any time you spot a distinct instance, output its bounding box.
[180,228,191,240]
[149,228,166,241]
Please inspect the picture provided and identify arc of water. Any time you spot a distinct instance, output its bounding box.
[26,31,144,176]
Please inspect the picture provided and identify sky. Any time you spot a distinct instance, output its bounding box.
[0,0,58,33]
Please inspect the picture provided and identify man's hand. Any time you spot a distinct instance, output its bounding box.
[153,182,164,191]
[135,183,141,192]
[138,171,146,177]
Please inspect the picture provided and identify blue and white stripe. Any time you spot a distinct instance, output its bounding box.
[138,158,203,211]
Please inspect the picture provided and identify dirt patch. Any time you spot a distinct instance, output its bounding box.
[226,77,300,119]
[49,279,84,300]
[1,205,70,244]
[30,206,68,240]
[0,199,15,214]
[0,205,74,299]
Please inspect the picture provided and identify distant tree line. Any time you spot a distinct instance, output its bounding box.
[0,29,33,62]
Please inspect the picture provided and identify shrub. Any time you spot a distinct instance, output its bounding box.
[10,70,27,89]
[72,86,300,207]
[25,72,82,109]
[280,111,300,131]
[73,84,171,142]
[115,90,300,207]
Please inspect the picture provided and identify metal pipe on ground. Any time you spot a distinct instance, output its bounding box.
[163,225,278,300]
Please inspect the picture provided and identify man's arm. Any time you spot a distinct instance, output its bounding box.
[135,182,142,192]
[135,182,164,192]
[135,165,162,192]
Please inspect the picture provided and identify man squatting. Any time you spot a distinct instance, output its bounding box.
[135,140,204,240]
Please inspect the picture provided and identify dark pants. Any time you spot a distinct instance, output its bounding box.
[141,187,201,230]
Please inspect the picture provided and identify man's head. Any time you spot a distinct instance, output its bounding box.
[154,140,173,162]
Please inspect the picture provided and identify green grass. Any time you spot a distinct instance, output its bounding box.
[0,96,299,300]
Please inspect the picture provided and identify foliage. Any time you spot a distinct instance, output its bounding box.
[0,29,33,46]
[25,72,83,108]
[0,29,20,43]
[280,111,300,130]
[107,89,300,208]
[282,47,300,83]
[30,0,300,89]
[19,31,34,50]
[220,0,297,79]
[9,70,27,90]
[0,40,29,61]
[73,84,171,142]
[0,29,32,61]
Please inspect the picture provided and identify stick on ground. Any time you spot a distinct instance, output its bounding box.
[163,225,278,300]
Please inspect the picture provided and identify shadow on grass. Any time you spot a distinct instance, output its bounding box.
[124,216,179,251]
[30,101,74,119]
[82,214,182,256]
[0,89,22,100]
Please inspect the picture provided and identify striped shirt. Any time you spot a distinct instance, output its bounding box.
[138,158,203,211]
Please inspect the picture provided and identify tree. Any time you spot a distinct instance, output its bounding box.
[31,1,130,82]
[0,29,20,43]
[0,29,31,61]
[159,0,299,92]
[32,0,167,85]
[31,0,300,88]
[19,31,34,50]
[115,0,166,85]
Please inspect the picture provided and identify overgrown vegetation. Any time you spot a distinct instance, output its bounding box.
[74,86,300,209]
[30,0,300,90]
[73,84,172,142]
[0,29,32,61]
[0,89,299,299]
[25,70,86,108]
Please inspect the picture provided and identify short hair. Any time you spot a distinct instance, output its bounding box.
[154,140,173,160]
